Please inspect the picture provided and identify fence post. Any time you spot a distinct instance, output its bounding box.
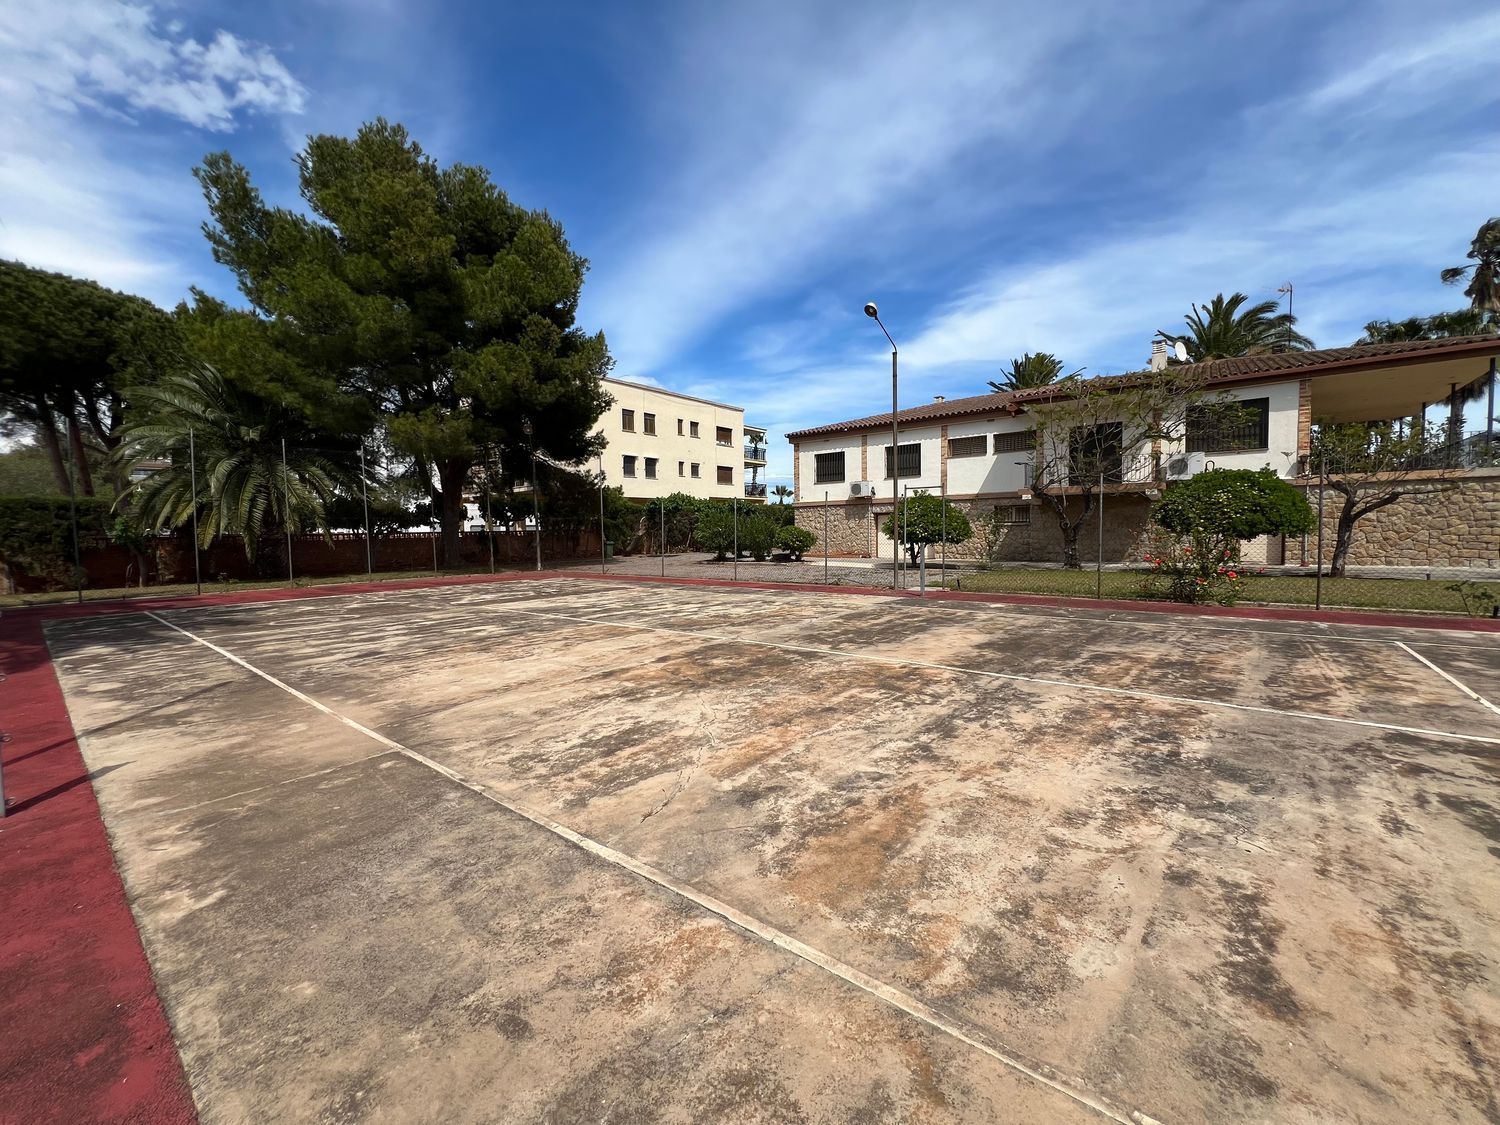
[281,438,294,586]
[1096,473,1104,600]
[432,530,438,577]
[359,444,373,577]
[940,480,947,589]
[65,421,83,604]
[733,498,739,581]
[598,456,607,575]
[188,424,202,596]
[823,491,829,585]
[485,468,495,575]
[660,500,666,577]
[1315,455,1325,610]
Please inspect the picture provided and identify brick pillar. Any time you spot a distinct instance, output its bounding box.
[793,442,801,499]
[1150,410,1163,481]
[940,424,949,492]
[1297,378,1312,470]
[860,434,869,482]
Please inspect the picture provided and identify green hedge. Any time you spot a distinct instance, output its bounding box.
[0,495,115,587]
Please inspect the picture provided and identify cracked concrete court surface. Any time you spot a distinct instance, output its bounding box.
[46,578,1500,1123]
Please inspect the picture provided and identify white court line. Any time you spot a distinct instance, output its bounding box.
[1395,642,1500,720]
[472,603,1500,749]
[139,609,1158,1125]
[157,750,397,816]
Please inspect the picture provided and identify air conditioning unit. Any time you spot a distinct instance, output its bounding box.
[1166,456,1190,478]
[849,481,876,498]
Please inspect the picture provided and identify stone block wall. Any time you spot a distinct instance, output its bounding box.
[1300,470,1500,569]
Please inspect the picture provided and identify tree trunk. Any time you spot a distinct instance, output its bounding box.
[436,458,471,569]
[1328,498,1358,578]
[67,413,96,497]
[34,400,70,494]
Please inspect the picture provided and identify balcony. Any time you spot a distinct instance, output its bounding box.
[744,482,767,499]
[744,444,766,463]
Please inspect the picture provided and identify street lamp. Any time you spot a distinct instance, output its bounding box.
[864,301,900,591]
[521,417,541,571]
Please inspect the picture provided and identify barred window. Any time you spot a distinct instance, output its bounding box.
[814,451,846,484]
[947,435,987,458]
[1186,398,1270,453]
[993,430,1035,453]
[883,443,921,480]
[995,504,1031,525]
[1069,422,1124,484]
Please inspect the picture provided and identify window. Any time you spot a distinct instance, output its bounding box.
[814,451,846,484]
[677,418,685,436]
[996,504,1031,525]
[621,409,635,432]
[643,412,656,435]
[993,430,1035,454]
[717,466,733,485]
[690,462,701,478]
[947,434,987,458]
[678,460,686,476]
[622,454,637,477]
[645,457,658,479]
[883,443,921,480]
[689,421,700,438]
[1186,397,1270,453]
[716,426,733,446]
[1068,423,1123,484]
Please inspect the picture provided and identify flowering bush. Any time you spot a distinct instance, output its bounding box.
[1138,528,1247,605]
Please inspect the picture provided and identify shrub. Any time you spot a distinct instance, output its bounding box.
[1138,528,1247,606]
[878,492,973,564]
[1152,469,1314,541]
[0,496,114,591]
[694,502,736,559]
[737,507,778,561]
[776,524,816,561]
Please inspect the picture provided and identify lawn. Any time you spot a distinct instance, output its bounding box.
[950,566,1500,616]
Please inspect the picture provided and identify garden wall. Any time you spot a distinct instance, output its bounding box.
[1297,469,1500,569]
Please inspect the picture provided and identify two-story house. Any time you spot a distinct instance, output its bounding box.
[787,335,1500,566]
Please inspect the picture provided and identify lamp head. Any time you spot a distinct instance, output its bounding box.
[863,302,879,319]
[521,417,533,438]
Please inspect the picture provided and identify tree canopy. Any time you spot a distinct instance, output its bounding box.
[1442,217,1500,314]
[880,492,973,563]
[1152,469,1314,542]
[194,118,613,564]
[1157,292,1313,362]
[988,352,1080,393]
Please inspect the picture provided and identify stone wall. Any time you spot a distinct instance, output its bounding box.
[1299,469,1500,569]
[794,494,1153,565]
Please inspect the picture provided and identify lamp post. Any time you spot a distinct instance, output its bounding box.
[864,301,900,591]
[522,417,541,571]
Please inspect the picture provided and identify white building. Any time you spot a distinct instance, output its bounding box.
[787,335,1500,563]
[597,377,767,503]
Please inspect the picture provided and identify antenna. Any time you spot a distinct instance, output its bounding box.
[1277,282,1294,349]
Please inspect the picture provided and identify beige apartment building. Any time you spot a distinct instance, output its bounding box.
[598,377,767,502]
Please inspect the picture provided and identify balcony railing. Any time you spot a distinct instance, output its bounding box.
[744,482,767,498]
[744,444,766,462]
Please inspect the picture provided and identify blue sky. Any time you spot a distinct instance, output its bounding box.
[3,1,1498,485]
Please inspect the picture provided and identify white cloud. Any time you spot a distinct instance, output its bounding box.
[0,1,306,300]
[586,1,1130,374]
[0,1,306,131]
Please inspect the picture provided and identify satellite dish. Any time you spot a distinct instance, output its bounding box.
[1173,341,1189,362]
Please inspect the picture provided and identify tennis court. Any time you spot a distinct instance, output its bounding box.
[43,577,1500,1123]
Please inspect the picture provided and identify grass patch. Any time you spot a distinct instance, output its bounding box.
[950,567,1500,616]
[0,566,511,608]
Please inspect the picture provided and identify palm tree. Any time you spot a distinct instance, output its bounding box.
[1157,292,1314,362]
[1442,217,1500,314]
[987,352,1081,393]
[114,364,350,560]
[1358,308,1491,344]
[771,484,793,504]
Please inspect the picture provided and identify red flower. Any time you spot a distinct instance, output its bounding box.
[1227,570,1238,580]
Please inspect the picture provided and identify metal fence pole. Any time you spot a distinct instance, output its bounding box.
[359,444,373,577]
[188,424,202,595]
[823,491,829,585]
[1096,472,1105,600]
[733,498,739,581]
[660,501,666,576]
[281,438,294,585]
[940,480,947,589]
[432,530,438,577]
[1315,455,1325,610]
[598,456,607,575]
[485,466,495,575]
[65,423,83,604]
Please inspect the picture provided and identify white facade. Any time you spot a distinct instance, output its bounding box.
[792,379,1307,504]
[597,377,766,502]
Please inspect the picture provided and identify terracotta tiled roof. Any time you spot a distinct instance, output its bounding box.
[786,334,1500,439]
[785,389,1019,439]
